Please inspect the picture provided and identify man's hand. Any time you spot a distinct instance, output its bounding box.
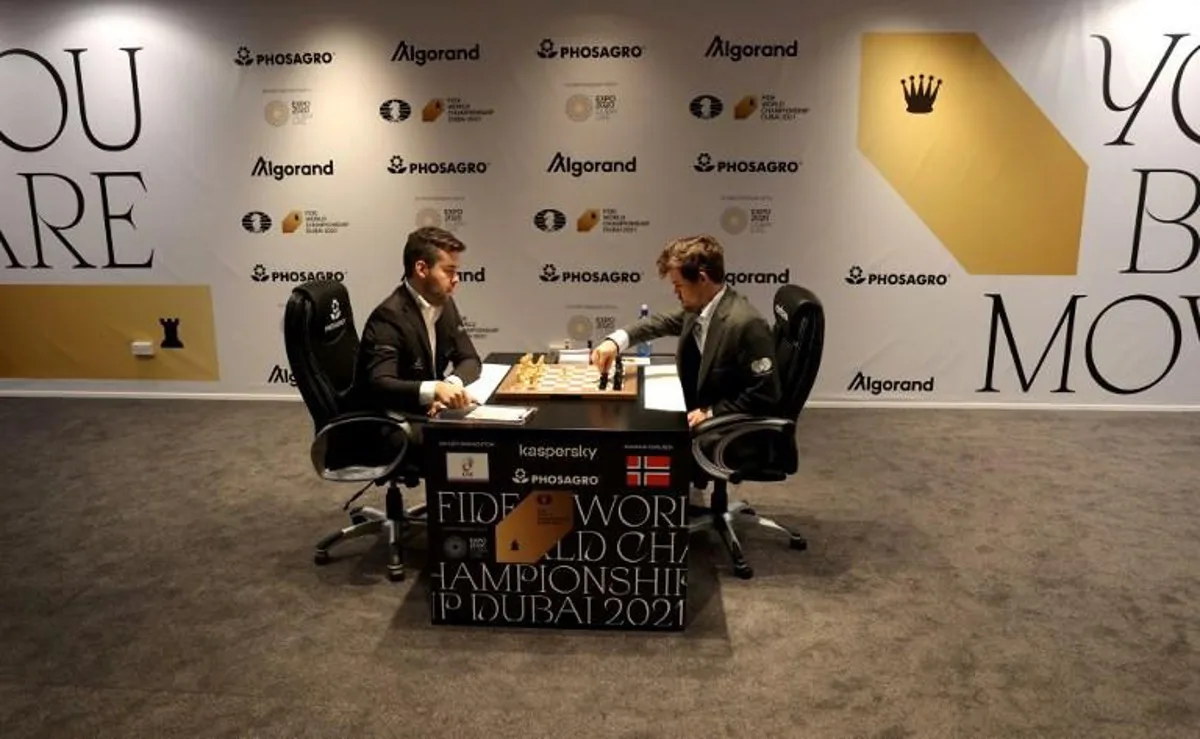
[687,408,712,428]
[434,381,472,409]
[590,339,619,373]
[428,401,447,417]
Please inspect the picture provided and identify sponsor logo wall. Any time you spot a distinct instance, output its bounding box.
[1,0,1198,408]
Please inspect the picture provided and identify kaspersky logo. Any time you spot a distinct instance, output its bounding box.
[857,33,1088,275]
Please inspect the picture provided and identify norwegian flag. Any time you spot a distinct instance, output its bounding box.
[626,455,671,488]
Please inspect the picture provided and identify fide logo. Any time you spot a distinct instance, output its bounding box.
[533,209,567,232]
[379,99,412,122]
[159,318,184,349]
[689,94,723,119]
[242,211,272,234]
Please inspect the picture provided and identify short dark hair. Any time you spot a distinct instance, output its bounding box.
[656,234,725,283]
[403,227,466,277]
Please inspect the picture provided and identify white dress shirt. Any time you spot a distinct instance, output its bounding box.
[404,281,463,407]
[607,285,727,355]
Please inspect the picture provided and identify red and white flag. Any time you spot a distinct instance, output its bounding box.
[626,455,671,487]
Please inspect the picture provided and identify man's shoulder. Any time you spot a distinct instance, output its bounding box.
[723,288,770,326]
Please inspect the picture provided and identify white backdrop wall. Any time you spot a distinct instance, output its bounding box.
[1,0,1198,408]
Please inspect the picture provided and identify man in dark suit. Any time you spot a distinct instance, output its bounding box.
[590,234,781,428]
[355,227,482,416]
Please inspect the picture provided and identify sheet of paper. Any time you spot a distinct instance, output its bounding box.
[642,372,687,412]
[465,363,509,403]
[466,405,533,422]
[557,349,591,364]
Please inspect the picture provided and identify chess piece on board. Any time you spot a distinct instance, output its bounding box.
[598,366,609,390]
[612,359,624,391]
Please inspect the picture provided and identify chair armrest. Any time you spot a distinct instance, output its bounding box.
[691,414,795,484]
[311,410,420,482]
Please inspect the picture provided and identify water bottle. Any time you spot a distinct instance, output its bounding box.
[636,304,651,357]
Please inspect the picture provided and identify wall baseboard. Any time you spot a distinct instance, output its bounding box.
[1,390,1198,412]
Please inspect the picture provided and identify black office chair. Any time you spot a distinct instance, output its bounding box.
[688,284,825,579]
[283,280,427,582]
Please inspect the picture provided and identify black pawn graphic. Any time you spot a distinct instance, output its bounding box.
[159,318,184,349]
[510,540,520,551]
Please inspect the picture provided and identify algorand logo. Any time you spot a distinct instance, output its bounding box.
[726,268,792,285]
[847,371,935,395]
[844,265,949,286]
[267,364,296,386]
[547,152,638,177]
[537,38,644,59]
[693,152,800,174]
[858,33,1087,275]
[252,156,334,181]
[704,35,799,61]
[387,155,488,175]
[390,41,481,65]
[539,264,642,284]
[235,46,335,66]
[517,444,598,461]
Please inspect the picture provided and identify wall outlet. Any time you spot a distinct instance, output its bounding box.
[131,340,154,357]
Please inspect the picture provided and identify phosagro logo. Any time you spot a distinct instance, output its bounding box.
[726,268,791,286]
[252,156,334,181]
[512,468,600,486]
[234,46,335,67]
[390,41,481,65]
[847,371,935,395]
[693,152,799,174]
[250,264,345,284]
[547,152,637,177]
[704,35,799,61]
[539,264,642,284]
[387,155,488,175]
[536,38,644,60]
[517,444,597,460]
[844,264,949,287]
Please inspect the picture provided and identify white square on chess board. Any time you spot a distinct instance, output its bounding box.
[446,452,490,482]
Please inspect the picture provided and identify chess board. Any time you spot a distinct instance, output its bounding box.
[492,359,639,401]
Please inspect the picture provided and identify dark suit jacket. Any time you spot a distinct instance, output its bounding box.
[624,287,781,417]
[354,284,481,414]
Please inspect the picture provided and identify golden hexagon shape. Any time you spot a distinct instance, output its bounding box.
[858,32,1088,275]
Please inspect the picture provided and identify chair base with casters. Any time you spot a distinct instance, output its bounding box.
[306,410,429,582]
[686,413,808,580]
[313,476,427,582]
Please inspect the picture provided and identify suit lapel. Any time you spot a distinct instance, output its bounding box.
[697,290,734,389]
[397,287,434,377]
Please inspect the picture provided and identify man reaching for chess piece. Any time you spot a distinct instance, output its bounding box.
[590,234,780,427]
[354,226,481,417]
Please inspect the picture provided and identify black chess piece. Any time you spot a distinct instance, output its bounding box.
[598,367,609,390]
[510,539,520,551]
[612,360,624,390]
[159,318,183,349]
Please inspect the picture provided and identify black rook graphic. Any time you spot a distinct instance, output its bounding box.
[159,317,183,349]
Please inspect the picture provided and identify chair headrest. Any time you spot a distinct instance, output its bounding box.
[772,284,823,342]
[291,280,354,346]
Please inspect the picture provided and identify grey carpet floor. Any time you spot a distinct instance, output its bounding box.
[0,398,1197,739]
